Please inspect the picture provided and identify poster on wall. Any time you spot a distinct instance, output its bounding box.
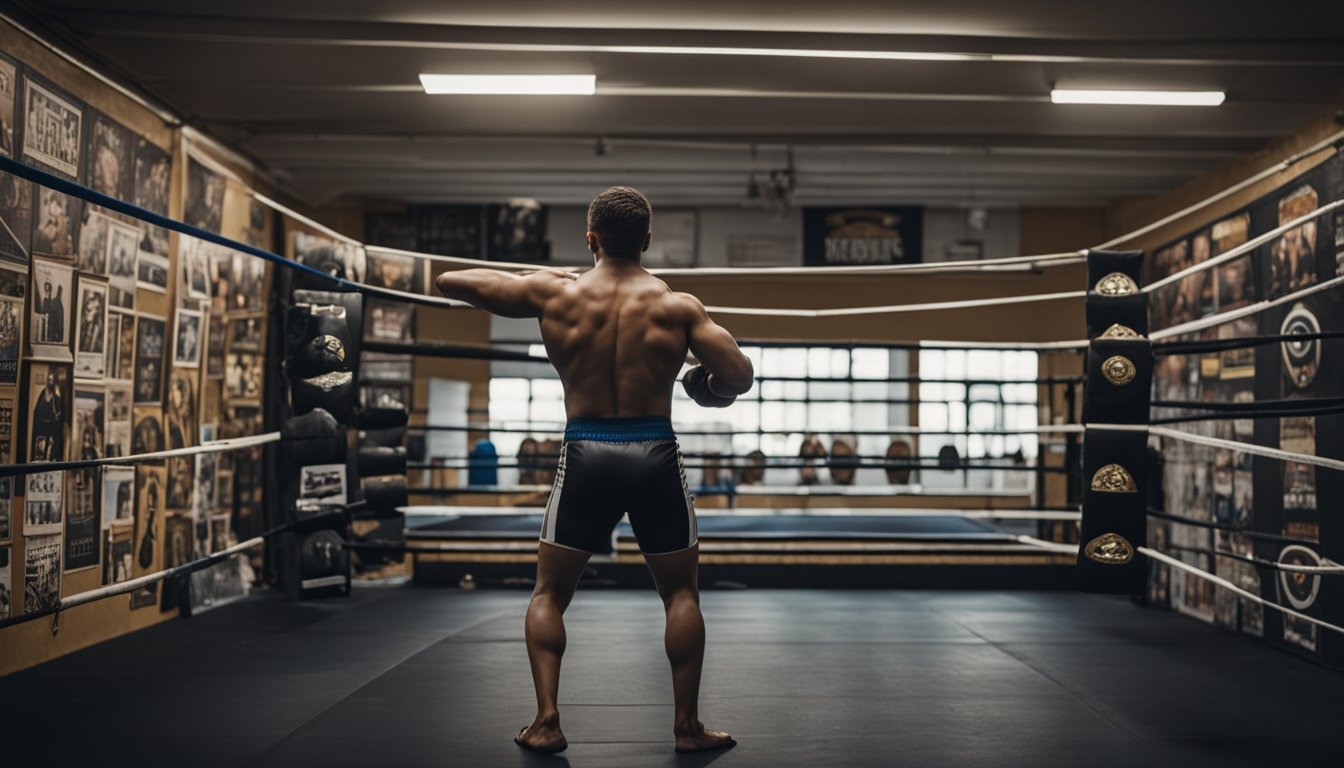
[21,77,83,180]
[0,395,13,466]
[23,533,61,613]
[101,524,131,586]
[1269,185,1318,299]
[132,138,171,260]
[0,172,34,263]
[133,313,165,404]
[32,186,79,259]
[130,463,164,609]
[64,466,99,571]
[22,360,69,464]
[803,206,922,266]
[88,112,133,201]
[28,258,73,361]
[102,466,133,529]
[136,247,169,293]
[131,404,163,455]
[0,53,16,157]
[106,382,131,457]
[109,307,134,382]
[184,157,224,233]
[73,275,108,379]
[106,218,140,308]
[0,262,25,384]
[172,306,203,369]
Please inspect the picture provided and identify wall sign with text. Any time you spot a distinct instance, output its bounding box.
[803,207,922,266]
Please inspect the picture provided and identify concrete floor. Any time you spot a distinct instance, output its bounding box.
[2,586,1341,767]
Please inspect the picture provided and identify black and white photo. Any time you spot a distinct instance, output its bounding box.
[88,112,132,200]
[0,172,34,263]
[110,307,135,381]
[225,352,262,402]
[22,78,82,179]
[65,465,99,571]
[101,524,131,586]
[131,405,163,455]
[184,157,224,232]
[105,382,131,457]
[24,470,62,535]
[28,258,73,360]
[102,466,133,530]
[133,313,164,404]
[32,186,78,259]
[366,249,423,293]
[226,313,263,353]
[24,361,69,464]
[0,546,10,620]
[173,306,203,368]
[135,247,168,293]
[0,54,16,157]
[74,275,108,379]
[0,262,25,384]
[23,533,61,614]
[300,464,347,506]
[0,477,11,542]
[106,218,139,306]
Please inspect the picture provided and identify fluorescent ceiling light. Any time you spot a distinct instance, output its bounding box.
[601,46,979,61]
[420,74,595,95]
[1051,89,1225,106]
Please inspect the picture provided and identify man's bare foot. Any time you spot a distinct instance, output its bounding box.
[514,717,568,753]
[674,721,736,753]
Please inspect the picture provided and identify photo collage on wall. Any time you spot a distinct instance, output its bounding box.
[0,48,273,621]
[1145,151,1343,661]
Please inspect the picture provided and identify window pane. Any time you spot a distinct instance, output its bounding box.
[852,348,888,379]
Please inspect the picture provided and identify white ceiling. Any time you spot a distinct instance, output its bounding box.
[12,0,1344,207]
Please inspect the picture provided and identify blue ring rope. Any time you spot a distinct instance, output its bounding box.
[0,154,460,309]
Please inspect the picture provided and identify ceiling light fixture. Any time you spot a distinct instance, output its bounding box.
[419,74,595,95]
[1050,89,1225,106]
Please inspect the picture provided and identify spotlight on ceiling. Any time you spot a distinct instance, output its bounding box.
[1050,89,1225,106]
[420,74,596,95]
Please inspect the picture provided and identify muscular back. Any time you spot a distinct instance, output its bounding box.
[539,268,690,419]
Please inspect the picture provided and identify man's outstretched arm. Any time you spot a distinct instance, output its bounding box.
[434,269,573,318]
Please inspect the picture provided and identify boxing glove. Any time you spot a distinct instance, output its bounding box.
[682,365,736,408]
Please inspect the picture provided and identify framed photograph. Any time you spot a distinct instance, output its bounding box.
[65,465,99,571]
[172,306,203,368]
[0,261,25,384]
[206,309,225,378]
[102,466,133,530]
[22,77,83,179]
[24,533,62,613]
[179,235,214,300]
[133,313,165,404]
[21,360,70,464]
[32,186,79,259]
[0,172,34,263]
[88,112,132,200]
[109,307,134,382]
[105,381,131,458]
[133,138,171,217]
[74,275,108,379]
[28,258,74,360]
[24,470,62,536]
[225,313,263,353]
[136,248,169,293]
[101,523,132,586]
[106,218,140,306]
[72,384,104,461]
[224,352,262,402]
[133,464,165,578]
[0,395,14,466]
[76,207,110,275]
[183,157,224,232]
[0,53,16,157]
[1270,184,1318,299]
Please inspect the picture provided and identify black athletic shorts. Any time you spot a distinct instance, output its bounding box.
[540,416,698,555]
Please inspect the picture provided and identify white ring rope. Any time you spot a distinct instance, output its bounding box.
[1140,547,1344,637]
[1143,199,1344,294]
[1011,537,1344,636]
[59,535,266,611]
[704,289,1087,317]
[1150,271,1344,341]
[402,505,1082,521]
[1087,422,1344,473]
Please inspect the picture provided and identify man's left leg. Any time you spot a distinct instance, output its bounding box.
[516,540,591,753]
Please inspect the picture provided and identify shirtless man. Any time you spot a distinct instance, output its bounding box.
[435,186,753,754]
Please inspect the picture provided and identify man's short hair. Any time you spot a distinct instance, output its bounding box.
[587,186,651,259]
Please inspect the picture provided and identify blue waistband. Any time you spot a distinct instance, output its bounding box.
[564,416,675,443]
